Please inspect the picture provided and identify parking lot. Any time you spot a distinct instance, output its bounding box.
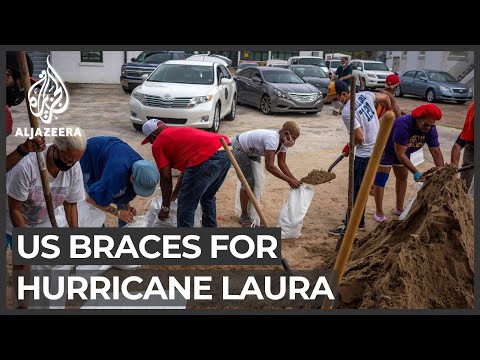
[6,84,471,270]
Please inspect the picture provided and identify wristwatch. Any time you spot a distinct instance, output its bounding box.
[161,206,170,212]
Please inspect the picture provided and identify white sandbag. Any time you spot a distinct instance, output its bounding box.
[51,199,106,228]
[34,210,69,228]
[399,182,423,220]
[124,215,148,227]
[152,201,178,228]
[235,158,265,224]
[468,176,474,199]
[277,185,314,239]
[144,196,203,227]
[410,148,424,167]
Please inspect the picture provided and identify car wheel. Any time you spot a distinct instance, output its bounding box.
[456,100,467,104]
[360,78,368,91]
[224,95,236,121]
[210,103,220,133]
[426,88,436,103]
[260,95,272,115]
[133,123,142,131]
[123,87,132,93]
[395,85,403,97]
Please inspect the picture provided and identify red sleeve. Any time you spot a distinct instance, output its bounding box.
[6,106,12,137]
[152,139,170,170]
[460,102,474,142]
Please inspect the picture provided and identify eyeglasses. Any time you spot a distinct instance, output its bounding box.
[421,119,436,129]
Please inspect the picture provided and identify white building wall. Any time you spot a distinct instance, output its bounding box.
[386,51,471,73]
[51,51,129,84]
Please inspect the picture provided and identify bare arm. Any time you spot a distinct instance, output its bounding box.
[382,91,401,118]
[8,196,26,228]
[158,165,173,220]
[265,150,301,188]
[171,172,184,202]
[63,202,78,228]
[85,195,134,223]
[277,152,297,180]
[451,143,462,167]
[354,127,364,145]
[394,143,418,174]
[429,146,444,168]
[374,92,392,110]
[340,73,353,81]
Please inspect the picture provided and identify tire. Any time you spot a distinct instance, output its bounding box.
[360,78,368,91]
[395,85,403,97]
[426,88,436,103]
[260,95,272,115]
[209,103,220,133]
[224,95,236,121]
[456,100,467,104]
[133,123,142,131]
[123,87,132,93]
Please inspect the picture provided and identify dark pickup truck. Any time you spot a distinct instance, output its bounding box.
[120,51,186,92]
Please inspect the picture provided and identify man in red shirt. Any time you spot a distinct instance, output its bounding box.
[451,101,474,189]
[141,119,231,227]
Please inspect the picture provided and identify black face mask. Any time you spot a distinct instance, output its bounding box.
[53,147,75,171]
[6,77,25,107]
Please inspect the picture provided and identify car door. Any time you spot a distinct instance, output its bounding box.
[412,70,429,97]
[248,68,264,107]
[235,68,252,104]
[215,65,229,118]
[401,70,416,94]
[219,65,234,116]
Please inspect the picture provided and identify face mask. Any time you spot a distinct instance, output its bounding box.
[6,78,25,107]
[53,146,75,171]
[283,132,295,147]
[332,100,345,111]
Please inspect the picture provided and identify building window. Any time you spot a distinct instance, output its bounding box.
[81,51,103,63]
[449,51,467,58]
[270,51,300,61]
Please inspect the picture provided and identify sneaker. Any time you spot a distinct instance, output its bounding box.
[328,224,346,236]
[358,224,366,231]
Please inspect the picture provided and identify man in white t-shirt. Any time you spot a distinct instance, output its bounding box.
[323,80,391,236]
[231,120,301,227]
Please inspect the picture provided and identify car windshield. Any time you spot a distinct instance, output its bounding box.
[263,71,305,84]
[148,64,214,85]
[330,60,341,68]
[239,62,258,69]
[427,71,457,82]
[135,52,172,63]
[363,62,389,71]
[292,66,327,78]
[298,58,327,67]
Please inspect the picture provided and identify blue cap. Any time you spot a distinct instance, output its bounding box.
[132,160,159,197]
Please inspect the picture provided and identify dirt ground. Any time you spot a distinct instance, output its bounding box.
[5,85,472,308]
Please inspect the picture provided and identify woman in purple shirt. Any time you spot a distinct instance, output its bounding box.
[372,104,445,222]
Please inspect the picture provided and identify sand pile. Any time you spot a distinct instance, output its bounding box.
[301,169,336,185]
[338,164,474,309]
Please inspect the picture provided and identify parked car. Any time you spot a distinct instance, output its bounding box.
[237,61,259,71]
[287,56,328,75]
[395,69,473,104]
[130,60,236,133]
[234,66,323,114]
[350,59,393,91]
[325,59,342,78]
[120,51,186,92]
[288,65,330,97]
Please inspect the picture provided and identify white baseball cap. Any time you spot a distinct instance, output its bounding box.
[141,118,166,145]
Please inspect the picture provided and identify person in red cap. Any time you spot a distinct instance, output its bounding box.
[5,51,46,172]
[141,119,231,227]
[376,73,404,119]
[372,104,445,222]
[451,101,474,190]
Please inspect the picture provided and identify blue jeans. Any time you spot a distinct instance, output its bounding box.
[343,156,370,227]
[177,151,231,227]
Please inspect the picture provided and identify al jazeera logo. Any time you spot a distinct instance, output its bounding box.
[15,55,81,138]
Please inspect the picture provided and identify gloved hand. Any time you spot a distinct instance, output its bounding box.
[413,171,423,182]
[342,144,350,157]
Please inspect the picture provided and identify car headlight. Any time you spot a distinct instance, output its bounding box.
[439,86,451,92]
[121,67,126,76]
[132,90,146,105]
[274,89,288,98]
[188,95,213,108]
[366,73,377,78]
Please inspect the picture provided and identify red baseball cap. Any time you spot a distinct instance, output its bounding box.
[411,104,442,121]
[385,74,400,88]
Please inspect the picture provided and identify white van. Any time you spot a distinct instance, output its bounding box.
[287,56,328,74]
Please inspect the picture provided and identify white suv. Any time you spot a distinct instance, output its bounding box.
[350,59,393,91]
[130,60,236,133]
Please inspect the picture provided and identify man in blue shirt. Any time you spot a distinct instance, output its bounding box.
[80,136,159,227]
[332,57,353,86]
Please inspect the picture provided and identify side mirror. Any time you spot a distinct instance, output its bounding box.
[357,67,362,71]
[252,76,262,83]
[142,74,149,81]
[131,57,136,62]
[419,76,427,81]
[221,78,233,85]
